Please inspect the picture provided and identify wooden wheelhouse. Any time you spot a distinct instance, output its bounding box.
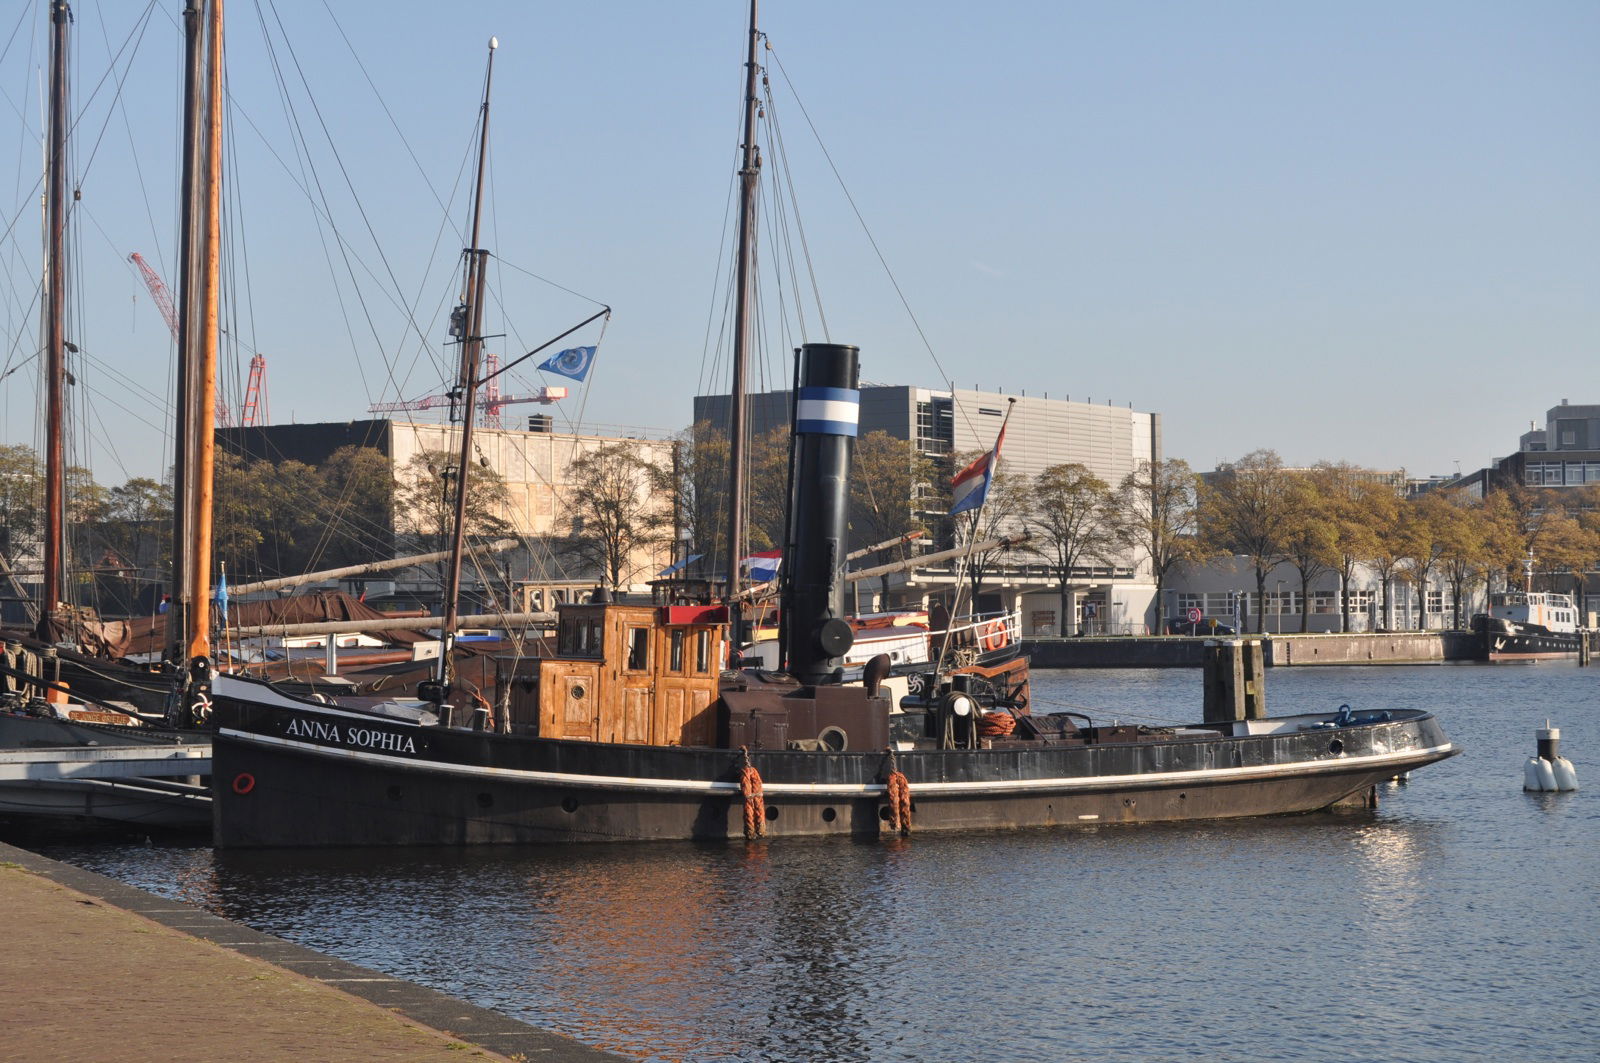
[507,602,726,746]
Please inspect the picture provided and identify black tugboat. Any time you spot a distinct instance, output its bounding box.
[206,6,1455,849]
[209,340,1456,847]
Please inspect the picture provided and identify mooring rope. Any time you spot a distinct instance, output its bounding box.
[884,747,912,836]
[740,746,766,839]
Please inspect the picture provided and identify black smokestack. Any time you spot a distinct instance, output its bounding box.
[782,343,858,685]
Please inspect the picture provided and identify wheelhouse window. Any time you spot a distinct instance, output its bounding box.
[625,626,650,671]
[669,629,685,673]
[559,617,604,658]
[696,630,712,673]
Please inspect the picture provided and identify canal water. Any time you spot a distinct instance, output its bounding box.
[41,664,1599,1062]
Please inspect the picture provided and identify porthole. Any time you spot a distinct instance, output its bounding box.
[561,796,579,814]
[765,805,779,821]
[878,806,892,822]
[821,807,837,822]
[571,685,586,700]
[1329,739,1344,755]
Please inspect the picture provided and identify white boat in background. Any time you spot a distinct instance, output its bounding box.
[1474,590,1584,662]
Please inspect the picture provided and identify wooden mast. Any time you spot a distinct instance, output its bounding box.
[166,0,204,664]
[187,0,222,668]
[40,0,70,624]
[724,0,761,645]
[432,36,497,719]
[170,0,221,721]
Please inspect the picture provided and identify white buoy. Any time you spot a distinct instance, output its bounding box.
[1525,722,1579,792]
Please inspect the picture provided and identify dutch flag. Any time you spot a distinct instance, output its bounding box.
[742,550,783,582]
[949,424,1007,516]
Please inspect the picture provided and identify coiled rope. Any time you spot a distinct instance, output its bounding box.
[884,748,912,836]
[740,746,766,839]
[977,710,1017,737]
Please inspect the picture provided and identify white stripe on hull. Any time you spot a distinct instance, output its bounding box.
[218,729,1453,799]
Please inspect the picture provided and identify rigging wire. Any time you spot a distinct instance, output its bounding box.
[764,43,973,433]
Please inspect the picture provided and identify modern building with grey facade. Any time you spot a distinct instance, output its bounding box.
[694,385,1164,634]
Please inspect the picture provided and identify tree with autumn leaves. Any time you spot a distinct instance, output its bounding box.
[1199,449,1599,631]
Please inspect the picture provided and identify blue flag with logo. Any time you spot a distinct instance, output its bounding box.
[539,346,597,382]
[214,569,229,622]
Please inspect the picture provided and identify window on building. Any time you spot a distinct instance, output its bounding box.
[1426,590,1444,614]
[1311,593,1338,615]
[915,399,953,456]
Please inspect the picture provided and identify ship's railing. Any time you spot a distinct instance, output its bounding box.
[928,608,1020,652]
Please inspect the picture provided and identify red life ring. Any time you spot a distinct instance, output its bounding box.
[231,772,256,795]
[979,620,1008,652]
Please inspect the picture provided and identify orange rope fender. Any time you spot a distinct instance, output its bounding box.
[740,746,766,839]
[884,748,912,836]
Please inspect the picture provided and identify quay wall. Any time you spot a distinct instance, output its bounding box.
[1021,632,1480,668]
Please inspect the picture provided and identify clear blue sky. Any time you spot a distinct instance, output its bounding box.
[1,1,1595,486]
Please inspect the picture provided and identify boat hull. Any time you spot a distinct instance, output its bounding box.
[1476,620,1584,662]
[0,713,212,836]
[210,680,1455,848]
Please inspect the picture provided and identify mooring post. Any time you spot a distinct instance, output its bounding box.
[1579,631,1591,667]
[1241,638,1267,719]
[1202,639,1246,723]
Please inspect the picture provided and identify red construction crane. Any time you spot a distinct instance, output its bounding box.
[241,353,268,426]
[129,251,235,426]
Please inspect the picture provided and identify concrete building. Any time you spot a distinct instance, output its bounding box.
[1450,399,1600,499]
[694,385,1164,634]
[222,418,676,605]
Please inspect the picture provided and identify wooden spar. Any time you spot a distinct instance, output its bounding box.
[723,0,760,637]
[436,37,496,702]
[229,538,520,596]
[845,530,925,563]
[41,1,69,621]
[186,0,222,664]
[845,534,1029,584]
[229,611,555,639]
[728,533,1028,601]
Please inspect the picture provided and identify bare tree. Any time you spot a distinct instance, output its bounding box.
[559,443,669,591]
[657,421,729,578]
[1027,463,1118,636]
[1116,458,1204,635]
[849,431,935,608]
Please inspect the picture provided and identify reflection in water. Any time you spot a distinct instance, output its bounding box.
[38,665,1600,1063]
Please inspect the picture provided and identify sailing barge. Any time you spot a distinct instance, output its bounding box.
[210,343,1457,848]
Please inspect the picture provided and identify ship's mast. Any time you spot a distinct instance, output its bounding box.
[170,0,222,722]
[432,37,497,723]
[40,0,70,625]
[724,0,761,647]
[167,0,204,664]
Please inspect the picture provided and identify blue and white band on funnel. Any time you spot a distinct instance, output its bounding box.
[795,386,859,437]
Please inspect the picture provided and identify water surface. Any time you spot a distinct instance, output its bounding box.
[45,664,1600,1062]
